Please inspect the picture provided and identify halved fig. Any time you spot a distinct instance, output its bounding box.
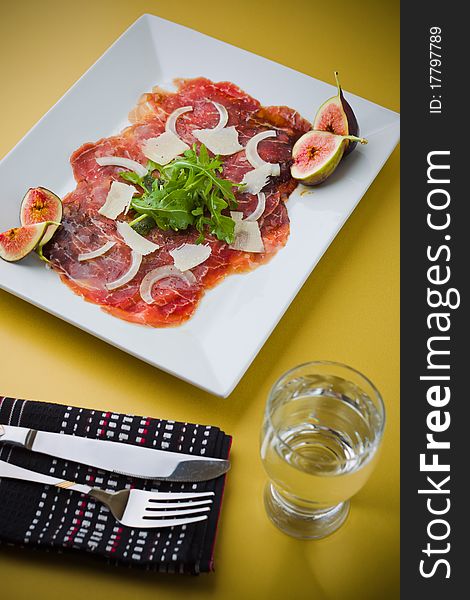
[313,72,360,156]
[0,222,51,262]
[20,187,62,246]
[291,130,367,185]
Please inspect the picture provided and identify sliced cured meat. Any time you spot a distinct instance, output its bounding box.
[46,78,311,327]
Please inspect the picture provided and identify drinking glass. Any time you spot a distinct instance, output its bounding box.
[260,361,385,539]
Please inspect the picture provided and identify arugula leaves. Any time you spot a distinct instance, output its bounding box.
[122,145,238,244]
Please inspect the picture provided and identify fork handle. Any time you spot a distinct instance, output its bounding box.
[0,459,92,495]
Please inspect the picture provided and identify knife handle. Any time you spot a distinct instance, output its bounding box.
[0,459,92,495]
[0,425,37,449]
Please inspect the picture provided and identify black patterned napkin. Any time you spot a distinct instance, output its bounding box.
[0,396,231,574]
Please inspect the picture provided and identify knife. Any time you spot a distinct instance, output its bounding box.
[0,424,230,482]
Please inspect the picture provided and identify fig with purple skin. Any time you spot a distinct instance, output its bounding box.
[291,130,367,185]
[20,187,62,246]
[0,222,55,262]
[313,72,360,156]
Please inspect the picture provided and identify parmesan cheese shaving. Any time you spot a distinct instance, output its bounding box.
[240,164,273,195]
[98,181,135,220]
[142,132,190,166]
[229,211,265,253]
[115,221,160,256]
[139,266,197,305]
[193,126,243,155]
[96,156,148,177]
[141,105,193,166]
[169,243,212,271]
[192,101,242,155]
[105,251,142,290]
[78,241,116,262]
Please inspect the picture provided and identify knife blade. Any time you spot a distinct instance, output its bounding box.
[0,424,230,482]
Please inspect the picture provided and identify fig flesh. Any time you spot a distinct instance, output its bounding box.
[313,72,360,156]
[20,187,62,246]
[291,130,367,185]
[0,222,51,262]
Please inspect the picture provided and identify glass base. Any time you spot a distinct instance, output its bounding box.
[264,483,350,539]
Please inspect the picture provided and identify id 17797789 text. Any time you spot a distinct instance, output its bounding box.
[429,26,443,114]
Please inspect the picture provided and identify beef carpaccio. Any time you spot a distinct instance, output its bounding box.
[46,78,311,326]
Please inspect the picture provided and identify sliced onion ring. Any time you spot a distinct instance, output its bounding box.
[212,102,228,131]
[96,156,148,177]
[245,130,279,171]
[165,106,193,136]
[78,241,116,262]
[245,192,266,222]
[139,266,197,305]
[105,251,142,291]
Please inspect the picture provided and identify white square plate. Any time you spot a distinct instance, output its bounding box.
[0,14,399,397]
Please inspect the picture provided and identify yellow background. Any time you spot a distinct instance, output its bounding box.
[0,1,399,598]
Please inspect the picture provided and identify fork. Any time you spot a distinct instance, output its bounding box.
[0,459,213,528]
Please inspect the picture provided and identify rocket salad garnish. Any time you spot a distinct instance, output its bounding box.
[122,144,239,244]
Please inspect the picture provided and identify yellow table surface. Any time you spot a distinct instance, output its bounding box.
[0,1,400,598]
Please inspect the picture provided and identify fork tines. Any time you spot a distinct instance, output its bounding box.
[142,490,214,522]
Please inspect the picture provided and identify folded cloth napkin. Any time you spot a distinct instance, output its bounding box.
[0,396,231,574]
